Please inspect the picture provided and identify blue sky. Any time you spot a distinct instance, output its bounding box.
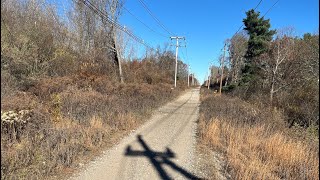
[50,0,319,83]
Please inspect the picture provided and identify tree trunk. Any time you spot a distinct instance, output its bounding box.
[111,29,124,83]
[109,0,124,83]
[270,73,275,105]
[270,84,274,104]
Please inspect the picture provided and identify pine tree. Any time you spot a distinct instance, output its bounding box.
[240,9,276,86]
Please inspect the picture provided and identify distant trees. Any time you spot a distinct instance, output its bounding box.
[210,65,220,83]
[1,0,192,87]
[119,47,189,85]
[221,10,319,129]
[70,0,124,82]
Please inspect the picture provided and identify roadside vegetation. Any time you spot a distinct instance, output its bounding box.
[199,89,318,179]
[1,0,198,179]
[199,9,319,180]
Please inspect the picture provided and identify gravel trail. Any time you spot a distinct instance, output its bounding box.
[70,88,202,180]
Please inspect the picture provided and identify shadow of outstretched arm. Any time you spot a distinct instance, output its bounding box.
[161,157,201,180]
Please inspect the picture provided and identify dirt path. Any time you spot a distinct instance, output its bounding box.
[70,88,202,180]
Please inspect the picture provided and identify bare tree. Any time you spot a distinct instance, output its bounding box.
[266,27,295,104]
[228,31,248,84]
[71,0,97,54]
[106,0,124,83]
[70,0,124,82]
[210,65,220,84]
[117,27,139,62]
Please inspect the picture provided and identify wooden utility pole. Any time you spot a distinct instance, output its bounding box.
[219,44,226,94]
[170,36,185,88]
[187,64,190,87]
[191,73,194,86]
[208,63,211,90]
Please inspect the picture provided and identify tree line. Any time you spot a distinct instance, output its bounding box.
[212,9,319,129]
[1,0,194,89]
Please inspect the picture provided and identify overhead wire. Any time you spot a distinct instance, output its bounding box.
[182,39,190,70]
[220,0,280,80]
[231,0,280,50]
[185,42,190,66]
[76,0,153,50]
[262,0,280,17]
[136,0,174,36]
[185,41,192,80]
[254,0,263,11]
[122,6,168,38]
[234,0,264,35]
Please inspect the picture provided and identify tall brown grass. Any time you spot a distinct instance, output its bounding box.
[1,74,185,179]
[1,0,191,179]
[198,88,319,180]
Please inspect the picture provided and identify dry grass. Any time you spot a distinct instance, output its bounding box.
[1,73,184,179]
[198,88,319,180]
[1,0,190,178]
[200,119,319,180]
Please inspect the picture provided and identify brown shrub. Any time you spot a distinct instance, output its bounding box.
[1,117,110,179]
[199,93,285,129]
[27,76,73,100]
[1,73,183,179]
[198,88,319,179]
[1,91,38,111]
[1,70,18,98]
[200,119,319,180]
[122,60,176,85]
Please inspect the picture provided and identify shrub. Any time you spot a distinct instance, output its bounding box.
[1,74,182,179]
[198,88,319,179]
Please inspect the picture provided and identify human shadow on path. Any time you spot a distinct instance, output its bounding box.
[125,135,201,180]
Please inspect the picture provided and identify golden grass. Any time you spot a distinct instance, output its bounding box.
[200,118,319,180]
[1,78,183,179]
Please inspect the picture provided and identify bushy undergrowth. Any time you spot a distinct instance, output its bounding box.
[1,0,191,179]
[198,88,319,180]
[1,73,183,179]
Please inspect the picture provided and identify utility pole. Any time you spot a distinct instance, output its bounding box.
[170,36,185,88]
[219,44,226,94]
[192,73,194,86]
[208,63,211,90]
[187,64,190,87]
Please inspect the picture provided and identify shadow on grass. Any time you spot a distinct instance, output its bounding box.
[125,134,201,180]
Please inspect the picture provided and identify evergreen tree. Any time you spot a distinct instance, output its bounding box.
[240,9,276,86]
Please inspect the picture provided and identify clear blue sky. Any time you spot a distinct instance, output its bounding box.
[50,0,319,83]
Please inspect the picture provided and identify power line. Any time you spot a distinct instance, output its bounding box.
[183,41,191,74]
[170,36,185,87]
[185,48,190,69]
[262,0,280,17]
[234,0,264,35]
[216,0,280,87]
[76,0,153,49]
[185,46,191,87]
[232,0,280,44]
[234,0,280,36]
[180,48,186,61]
[254,0,263,10]
[122,6,168,38]
[137,0,174,36]
[179,40,191,87]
